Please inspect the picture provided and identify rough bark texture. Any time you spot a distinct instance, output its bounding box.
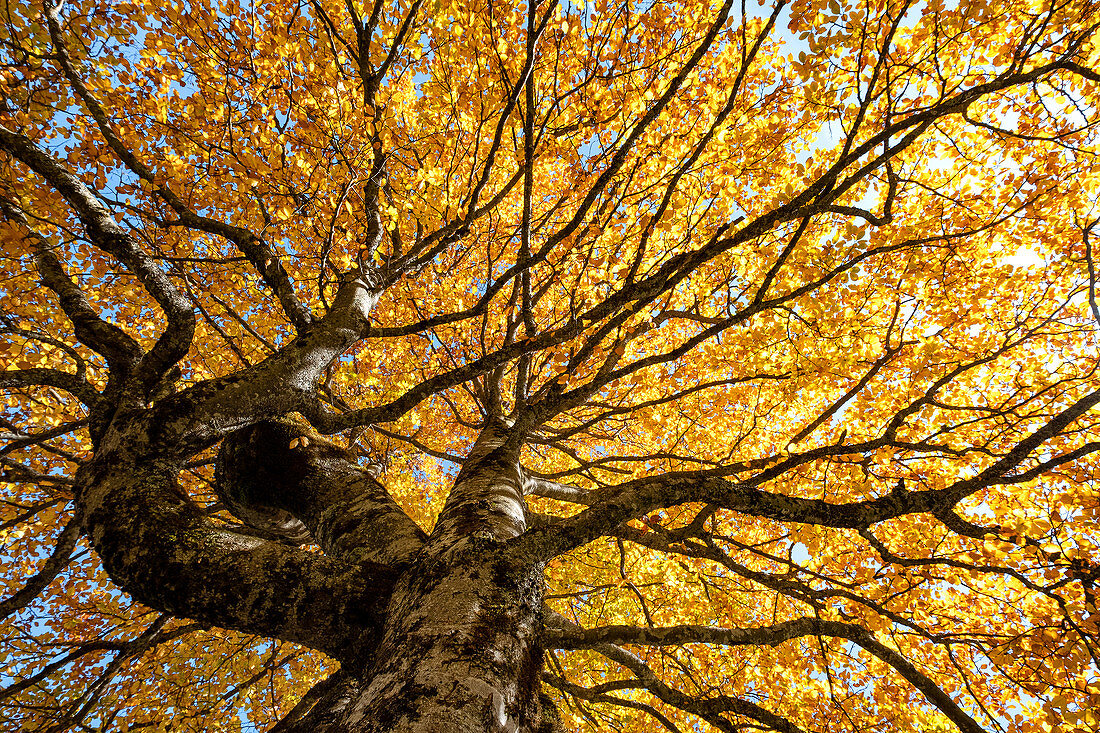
[73,405,560,731]
[216,420,427,564]
[342,549,546,732]
[331,420,550,732]
[209,418,556,732]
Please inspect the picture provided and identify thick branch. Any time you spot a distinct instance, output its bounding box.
[148,272,383,457]
[0,511,82,621]
[0,126,193,396]
[216,420,426,566]
[523,475,595,505]
[78,458,396,662]
[0,198,141,379]
[426,417,527,556]
[0,367,101,409]
[510,386,1100,562]
[548,618,985,733]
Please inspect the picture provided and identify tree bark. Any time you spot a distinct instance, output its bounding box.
[207,417,559,732]
[338,546,547,732]
[216,420,427,564]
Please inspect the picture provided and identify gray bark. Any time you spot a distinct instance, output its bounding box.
[77,401,561,731]
[335,419,549,732]
[219,418,559,732]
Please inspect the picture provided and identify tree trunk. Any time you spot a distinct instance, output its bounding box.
[211,418,559,732]
[337,547,547,732]
[269,553,551,733]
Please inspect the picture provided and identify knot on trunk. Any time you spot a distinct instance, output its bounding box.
[214,419,348,543]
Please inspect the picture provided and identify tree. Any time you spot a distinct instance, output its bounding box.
[1,0,1100,729]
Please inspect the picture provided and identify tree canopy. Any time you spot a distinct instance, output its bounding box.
[2,0,1100,730]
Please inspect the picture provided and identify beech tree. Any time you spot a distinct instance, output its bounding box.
[2,0,1100,730]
